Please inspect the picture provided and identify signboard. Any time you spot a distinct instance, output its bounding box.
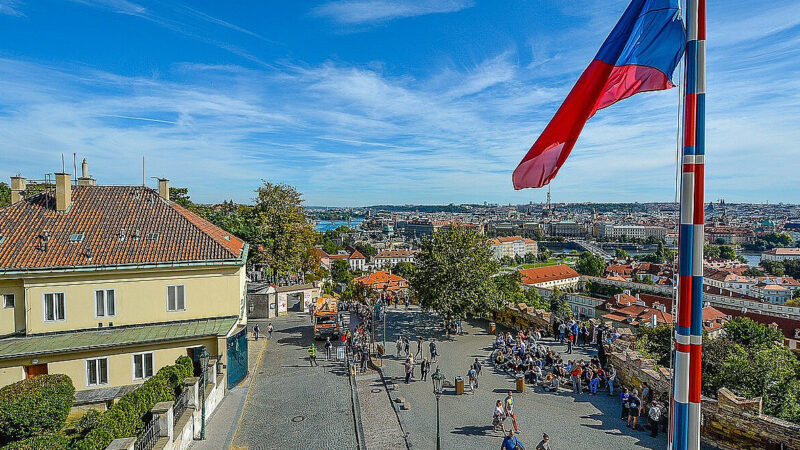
[337,346,346,361]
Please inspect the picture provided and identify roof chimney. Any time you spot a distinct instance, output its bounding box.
[10,175,26,204]
[55,173,71,212]
[158,178,169,200]
[77,158,96,186]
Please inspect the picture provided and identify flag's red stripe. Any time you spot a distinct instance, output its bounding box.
[513,61,672,189]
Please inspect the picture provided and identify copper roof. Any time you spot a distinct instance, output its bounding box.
[0,185,245,272]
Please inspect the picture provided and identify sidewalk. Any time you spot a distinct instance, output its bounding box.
[356,369,407,449]
[190,328,268,450]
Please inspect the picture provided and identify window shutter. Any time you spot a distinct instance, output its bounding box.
[99,358,108,384]
[177,286,185,310]
[96,291,104,317]
[168,286,176,311]
[107,290,115,316]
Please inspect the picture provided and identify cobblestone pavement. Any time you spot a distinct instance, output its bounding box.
[191,327,267,450]
[381,308,667,450]
[356,370,407,449]
[231,312,358,450]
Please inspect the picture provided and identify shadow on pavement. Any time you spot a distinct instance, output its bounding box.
[451,425,496,437]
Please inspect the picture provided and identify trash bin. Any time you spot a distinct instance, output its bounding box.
[490,322,497,334]
[516,374,525,393]
[455,376,465,395]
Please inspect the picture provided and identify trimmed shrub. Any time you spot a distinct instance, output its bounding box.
[70,356,194,450]
[0,374,74,445]
[2,433,68,449]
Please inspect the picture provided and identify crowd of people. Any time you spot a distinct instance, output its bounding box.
[395,335,438,383]
[491,319,667,439]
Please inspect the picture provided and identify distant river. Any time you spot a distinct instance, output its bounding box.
[314,218,364,232]
[739,252,761,267]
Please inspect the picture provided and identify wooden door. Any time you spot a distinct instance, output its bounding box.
[24,364,48,378]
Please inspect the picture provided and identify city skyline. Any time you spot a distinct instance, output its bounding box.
[1,0,798,205]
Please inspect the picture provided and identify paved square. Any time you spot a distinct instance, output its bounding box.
[380,308,667,450]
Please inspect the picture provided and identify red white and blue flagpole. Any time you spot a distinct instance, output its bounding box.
[672,0,705,448]
[688,0,706,448]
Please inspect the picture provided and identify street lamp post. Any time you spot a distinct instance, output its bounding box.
[431,367,444,450]
[199,347,210,440]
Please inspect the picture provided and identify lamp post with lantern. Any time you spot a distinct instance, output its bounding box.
[431,366,444,450]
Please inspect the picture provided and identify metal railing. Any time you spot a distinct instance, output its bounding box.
[135,415,160,450]
[173,388,190,421]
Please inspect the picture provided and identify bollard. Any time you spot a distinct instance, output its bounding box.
[516,374,525,393]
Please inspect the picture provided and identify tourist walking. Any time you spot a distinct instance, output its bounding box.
[396,337,403,358]
[501,429,525,450]
[267,323,273,339]
[404,358,413,383]
[253,324,260,341]
[648,401,662,437]
[416,337,423,358]
[620,388,630,419]
[324,337,332,361]
[360,345,369,372]
[570,363,583,394]
[429,339,438,362]
[420,358,430,381]
[467,366,478,393]
[493,400,507,434]
[607,364,617,396]
[504,391,520,433]
[566,332,573,354]
[558,322,566,343]
[535,433,551,450]
[472,357,482,388]
[308,343,318,367]
[627,389,642,430]
[404,336,410,357]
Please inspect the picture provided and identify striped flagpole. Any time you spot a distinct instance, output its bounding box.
[688,0,706,448]
[671,0,699,448]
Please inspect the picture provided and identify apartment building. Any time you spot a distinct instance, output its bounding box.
[761,248,800,262]
[373,249,416,269]
[490,236,538,260]
[0,168,248,392]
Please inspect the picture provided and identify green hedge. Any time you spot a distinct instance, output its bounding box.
[70,356,193,450]
[2,433,68,450]
[0,374,74,445]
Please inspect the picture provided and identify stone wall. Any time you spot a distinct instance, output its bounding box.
[494,303,552,332]
[606,339,800,449]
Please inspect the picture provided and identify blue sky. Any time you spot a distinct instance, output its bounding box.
[0,0,798,206]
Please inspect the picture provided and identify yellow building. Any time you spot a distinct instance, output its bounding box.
[0,167,248,398]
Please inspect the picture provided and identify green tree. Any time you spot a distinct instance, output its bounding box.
[615,248,630,260]
[0,182,10,207]
[744,267,765,277]
[635,324,673,367]
[575,251,605,276]
[548,287,572,320]
[322,239,340,255]
[523,253,537,264]
[514,254,524,265]
[354,242,377,259]
[723,317,784,348]
[500,255,515,267]
[704,243,721,259]
[250,182,315,274]
[392,261,416,280]
[411,227,500,320]
[719,245,737,260]
[760,259,785,276]
[782,259,800,280]
[701,337,741,397]
[331,259,353,284]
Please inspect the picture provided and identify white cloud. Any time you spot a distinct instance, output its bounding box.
[0,0,24,16]
[312,0,474,24]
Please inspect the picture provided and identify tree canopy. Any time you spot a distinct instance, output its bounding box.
[411,227,500,320]
[575,251,605,276]
[0,182,10,208]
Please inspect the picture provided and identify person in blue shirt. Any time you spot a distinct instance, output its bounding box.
[502,429,525,450]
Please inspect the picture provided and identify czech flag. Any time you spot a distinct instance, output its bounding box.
[513,0,685,189]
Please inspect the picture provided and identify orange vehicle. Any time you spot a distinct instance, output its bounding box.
[313,296,341,340]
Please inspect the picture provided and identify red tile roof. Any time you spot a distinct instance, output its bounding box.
[0,185,245,271]
[354,270,408,291]
[519,264,579,285]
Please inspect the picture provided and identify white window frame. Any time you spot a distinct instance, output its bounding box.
[166,285,185,312]
[132,352,154,381]
[94,289,116,318]
[86,357,109,387]
[2,293,14,309]
[43,292,66,322]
